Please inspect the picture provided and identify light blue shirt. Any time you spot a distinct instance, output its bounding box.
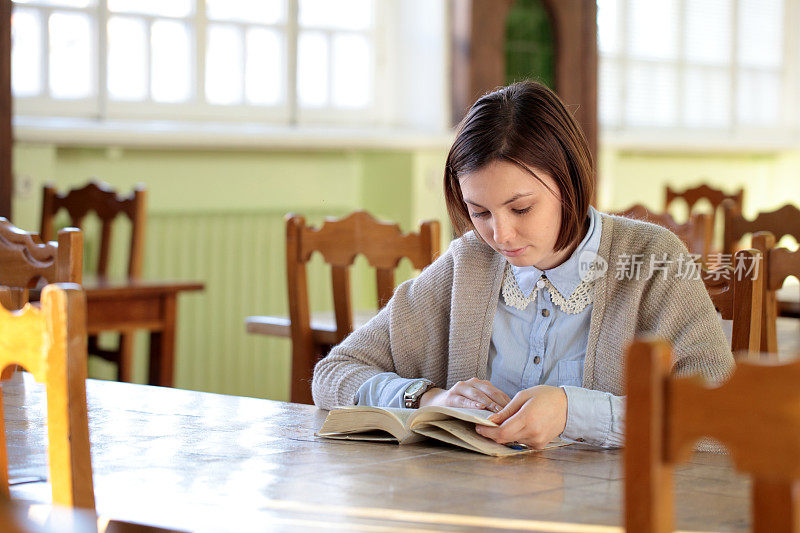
[355,207,623,448]
[489,206,623,447]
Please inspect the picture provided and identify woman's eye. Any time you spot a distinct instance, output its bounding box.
[513,207,532,215]
[470,211,489,219]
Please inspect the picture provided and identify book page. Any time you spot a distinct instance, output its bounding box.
[408,406,498,428]
[414,419,571,456]
[317,406,413,442]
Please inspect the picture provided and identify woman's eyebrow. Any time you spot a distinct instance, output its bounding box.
[464,192,535,209]
[501,192,535,205]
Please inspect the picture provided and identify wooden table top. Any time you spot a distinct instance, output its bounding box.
[4,372,752,532]
[80,276,204,298]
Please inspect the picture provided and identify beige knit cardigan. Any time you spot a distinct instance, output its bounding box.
[312,214,734,410]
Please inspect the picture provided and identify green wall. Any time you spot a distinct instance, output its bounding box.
[13,142,450,398]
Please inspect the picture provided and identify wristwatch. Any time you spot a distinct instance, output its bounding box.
[403,379,435,409]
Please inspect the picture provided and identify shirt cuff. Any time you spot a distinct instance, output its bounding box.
[355,372,418,408]
[560,386,624,448]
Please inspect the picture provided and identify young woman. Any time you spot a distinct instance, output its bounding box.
[312,81,732,449]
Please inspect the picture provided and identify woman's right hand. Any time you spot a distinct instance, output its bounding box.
[418,378,511,412]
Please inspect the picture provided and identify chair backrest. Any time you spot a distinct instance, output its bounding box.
[612,204,712,258]
[752,231,800,354]
[0,218,82,310]
[286,211,440,404]
[625,337,800,533]
[700,248,763,356]
[664,183,744,217]
[723,202,800,257]
[0,284,95,510]
[41,181,147,279]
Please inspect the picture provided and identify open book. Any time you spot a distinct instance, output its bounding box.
[317,405,568,457]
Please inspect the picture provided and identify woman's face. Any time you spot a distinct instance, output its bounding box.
[459,159,570,270]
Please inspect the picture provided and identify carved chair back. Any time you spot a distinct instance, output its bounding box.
[40,181,147,279]
[752,231,800,354]
[700,248,763,357]
[0,218,82,310]
[0,284,95,510]
[286,211,440,403]
[40,181,147,382]
[625,337,800,533]
[664,183,744,215]
[612,204,712,259]
[723,202,800,257]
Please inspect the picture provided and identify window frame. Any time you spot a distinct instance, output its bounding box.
[599,0,800,150]
[12,0,386,127]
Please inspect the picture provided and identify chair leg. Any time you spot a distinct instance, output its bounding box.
[753,478,800,533]
[117,333,135,383]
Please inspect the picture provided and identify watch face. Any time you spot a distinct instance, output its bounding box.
[406,381,427,396]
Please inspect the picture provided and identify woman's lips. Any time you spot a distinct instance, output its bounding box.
[501,246,527,257]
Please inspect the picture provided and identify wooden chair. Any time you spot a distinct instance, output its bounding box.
[255,211,440,404]
[752,231,800,354]
[700,248,763,357]
[665,183,744,216]
[665,184,744,255]
[722,202,800,257]
[0,284,95,510]
[40,181,147,382]
[0,217,82,310]
[612,204,712,259]
[625,336,800,533]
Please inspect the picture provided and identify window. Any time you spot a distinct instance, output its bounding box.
[11,0,382,125]
[598,0,799,143]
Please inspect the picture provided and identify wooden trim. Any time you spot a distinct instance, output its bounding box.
[0,0,11,219]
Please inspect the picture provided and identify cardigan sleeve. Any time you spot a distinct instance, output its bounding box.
[637,231,735,383]
[311,242,456,410]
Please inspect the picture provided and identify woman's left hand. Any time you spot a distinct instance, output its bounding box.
[475,385,567,450]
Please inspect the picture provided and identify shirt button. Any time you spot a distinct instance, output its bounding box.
[541,309,550,317]
[533,356,541,364]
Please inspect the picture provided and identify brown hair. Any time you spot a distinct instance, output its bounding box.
[444,80,594,252]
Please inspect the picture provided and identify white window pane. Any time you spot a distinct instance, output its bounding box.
[14,0,95,7]
[207,0,283,24]
[11,8,42,97]
[297,31,328,107]
[206,24,243,105]
[683,66,731,128]
[599,59,619,127]
[49,12,93,99]
[245,28,282,106]
[151,20,191,103]
[109,0,192,18]
[597,0,618,55]
[332,33,370,108]
[107,16,147,101]
[737,0,783,68]
[685,0,731,64]
[299,0,372,30]
[737,70,780,125]
[625,62,677,127]
[627,0,678,60]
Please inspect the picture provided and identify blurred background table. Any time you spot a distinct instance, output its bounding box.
[83,277,204,387]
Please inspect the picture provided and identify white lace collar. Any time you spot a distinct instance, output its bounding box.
[501,261,600,314]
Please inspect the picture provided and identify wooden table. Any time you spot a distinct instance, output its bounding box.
[83,277,204,387]
[4,373,752,532]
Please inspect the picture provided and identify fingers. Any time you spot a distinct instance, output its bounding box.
[476,411,525,443]
[449,380,496,411]
[488,391,528,424]
[457,379,510,412]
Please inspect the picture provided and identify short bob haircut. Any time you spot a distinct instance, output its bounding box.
[444,80,594,253]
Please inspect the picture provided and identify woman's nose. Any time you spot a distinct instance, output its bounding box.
[492,216,514,244]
